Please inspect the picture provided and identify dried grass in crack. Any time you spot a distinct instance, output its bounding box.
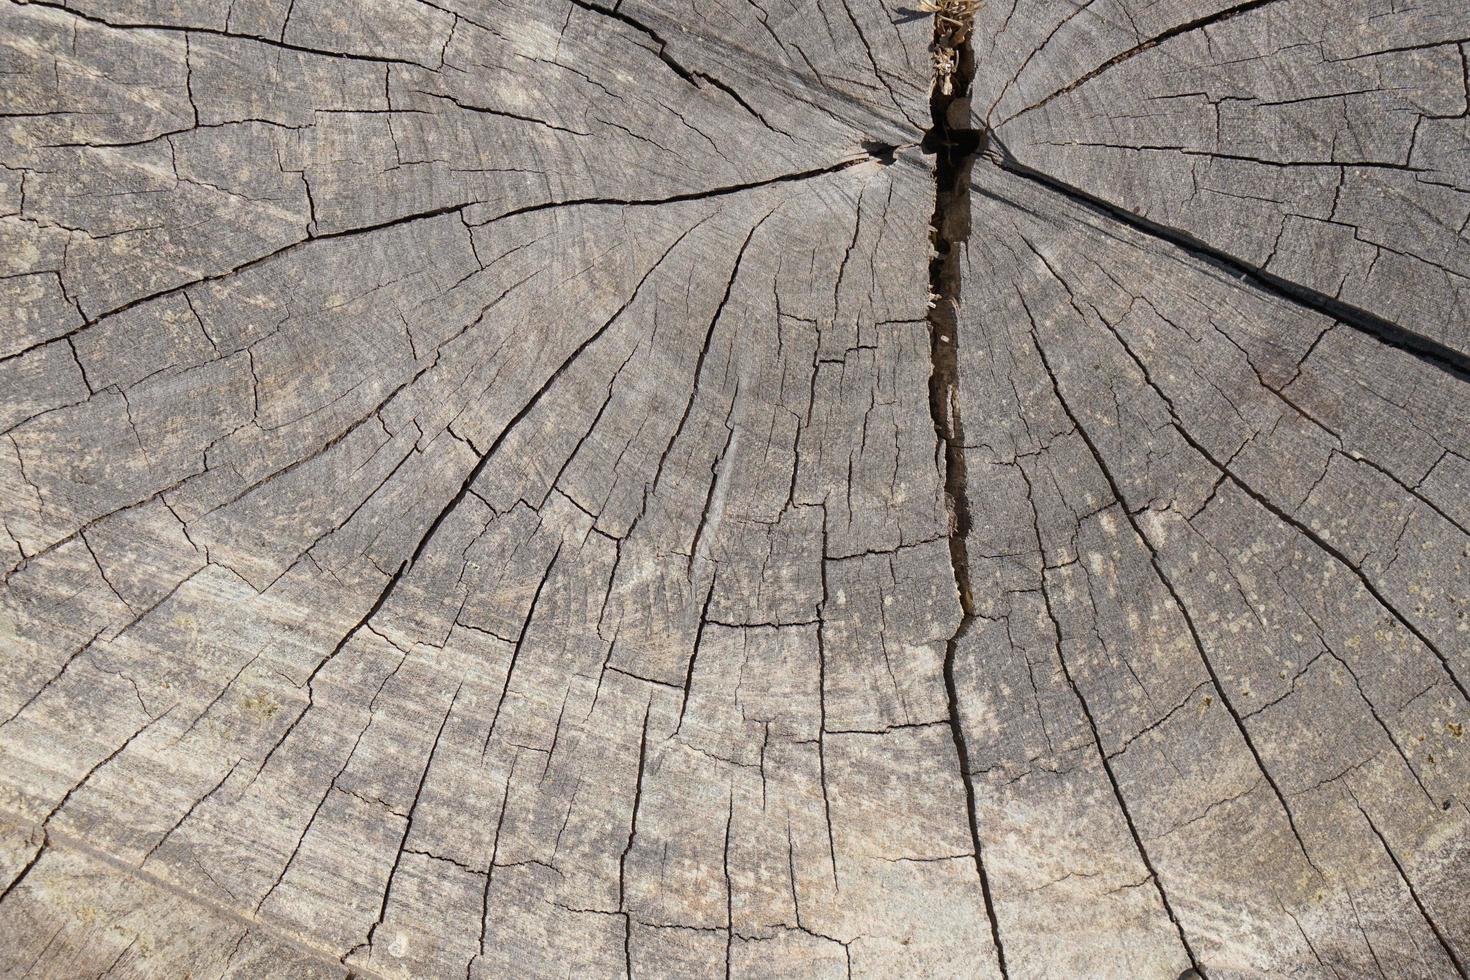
[923,0,980,94]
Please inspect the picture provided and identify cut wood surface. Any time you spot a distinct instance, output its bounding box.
[0,0,1466,977]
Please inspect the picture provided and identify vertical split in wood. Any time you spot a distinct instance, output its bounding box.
[925,16,1009,979]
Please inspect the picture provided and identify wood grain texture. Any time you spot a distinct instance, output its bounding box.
[959,162,1469,977]
[976,0,1470,361]
[0,0,1466,977]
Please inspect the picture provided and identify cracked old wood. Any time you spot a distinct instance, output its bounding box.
[0,0,1467,977]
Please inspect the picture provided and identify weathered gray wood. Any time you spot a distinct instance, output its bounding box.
[957,161,1469,977]
[1,0,1467,977]
[976,0,1470,360]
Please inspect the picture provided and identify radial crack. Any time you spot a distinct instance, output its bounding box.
[924,14,1009,978]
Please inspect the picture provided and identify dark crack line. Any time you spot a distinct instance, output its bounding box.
[248,212,710,785]
[1349,791,1468,977]
[468,152,890,228]
[361,679,464,958]
[1035,231,1470,705]
[924,26,1009,980]
[1013,271,1328,886]
[1035,561,1208,977]
[984,140,1470,384]
[1002,0,1290,125]
[481,547,561,758]
[13,0,442,70]
[0,156,888,374]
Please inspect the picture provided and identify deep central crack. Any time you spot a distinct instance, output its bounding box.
[923,16,1010,980]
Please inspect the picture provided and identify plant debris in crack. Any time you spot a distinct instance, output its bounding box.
[922,5,1008,975]
[924,0,981,95]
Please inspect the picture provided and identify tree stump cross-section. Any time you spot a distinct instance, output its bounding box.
[0,0,1467,977]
